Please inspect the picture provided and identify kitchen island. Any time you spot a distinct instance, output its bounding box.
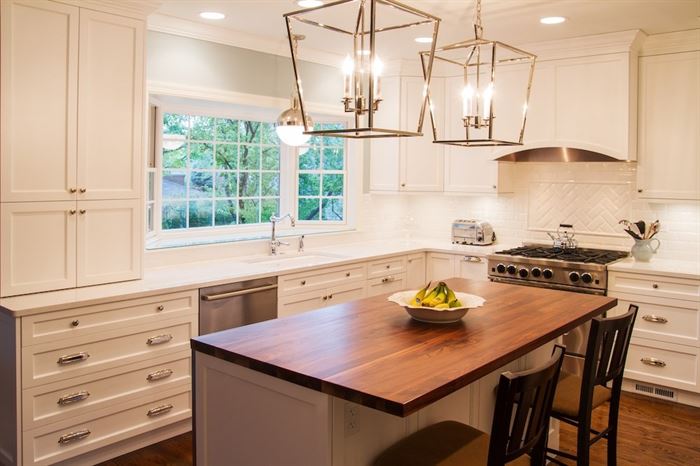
[191,278,616,466]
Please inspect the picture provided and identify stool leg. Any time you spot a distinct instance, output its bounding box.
[577,418,590,466]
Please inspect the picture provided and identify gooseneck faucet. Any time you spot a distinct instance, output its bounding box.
[270,213,296,255]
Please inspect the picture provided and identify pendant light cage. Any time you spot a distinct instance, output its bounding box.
[284,0,441,139]
[420,0,536,147]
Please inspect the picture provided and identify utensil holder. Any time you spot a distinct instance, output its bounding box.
[631,238,660,262]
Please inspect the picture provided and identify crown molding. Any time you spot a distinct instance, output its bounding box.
[641,29,700,56]
[147,13,342,66]
[55,0,161,18]
[521,30,647,62]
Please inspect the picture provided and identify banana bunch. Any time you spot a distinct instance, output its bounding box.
[409,281,463,309]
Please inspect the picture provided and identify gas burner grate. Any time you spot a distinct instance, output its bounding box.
[495,246,629,265]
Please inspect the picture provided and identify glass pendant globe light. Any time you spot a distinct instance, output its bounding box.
[276,34,313,148]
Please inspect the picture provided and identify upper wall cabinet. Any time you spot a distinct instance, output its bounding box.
[0,0,144,202]
[637,50,700,200]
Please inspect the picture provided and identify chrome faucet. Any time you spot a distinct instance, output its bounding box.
[269,213,296,255]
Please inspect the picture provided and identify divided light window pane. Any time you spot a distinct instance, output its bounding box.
[161,113,281,230]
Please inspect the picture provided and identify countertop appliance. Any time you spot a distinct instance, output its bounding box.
[199,277,278,335]
[487,242,628,374]
[452,219,496,245]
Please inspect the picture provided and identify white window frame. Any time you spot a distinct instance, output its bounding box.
[146,91,357,248]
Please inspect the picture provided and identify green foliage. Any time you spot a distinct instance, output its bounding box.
[238,199,260,224]
[322,174,343,196]
[162,201,186,229]
[322,198,343,221]
[162,171,186,199]
[162,144,186,168]
[261,199,279,221]
[262,147,280,170]
[163,113,188,137]
[323,147,344,170]
[299,174,320,196]
[298,148,321,170]
[215,172,237,198]
[216,118,238,142]
[215,144,238,170]
[190,116,215,141]
[215,200,237,226]
[261,173,280,197]
[298,198,320,221]
[189,200,213,228]
[239,144,261,170]
[189,172,212,198]
[239,172,260,198]
[190,143,214,169]
[240,121,261,144]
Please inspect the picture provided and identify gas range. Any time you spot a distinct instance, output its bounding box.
[487,245,629,295]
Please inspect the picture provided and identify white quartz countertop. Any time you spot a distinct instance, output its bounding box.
[608,257,700,281]
[0,239,507,317]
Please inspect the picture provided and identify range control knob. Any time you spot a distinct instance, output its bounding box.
[581,273,593,284]
[506,265,517,275]
[543,269,554,279]
[531,267,542,278]
[518,268,529,278]
[496,263,506,274]
[569,272,580,283]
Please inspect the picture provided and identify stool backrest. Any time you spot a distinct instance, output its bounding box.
[488,345,565,466]
[584,305,638,388]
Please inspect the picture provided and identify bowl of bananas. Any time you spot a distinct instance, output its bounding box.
[387,281,486,324]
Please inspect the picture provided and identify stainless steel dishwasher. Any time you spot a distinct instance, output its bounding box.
[199,277,278,335]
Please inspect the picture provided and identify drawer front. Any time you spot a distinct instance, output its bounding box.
[625,338,698,391]
[22,290,198,347]
[611,295,699,346]
[368,256,405,278]
[279,263,366,296]
[326,281,367,307]
[24,388,191,466]
[609,272,700,301]
[278,289,325,318]
[367,273,406,297]
[23,317,196,387]
[23,352,191,430]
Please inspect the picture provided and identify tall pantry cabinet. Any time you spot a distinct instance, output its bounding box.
[0,0,144,297]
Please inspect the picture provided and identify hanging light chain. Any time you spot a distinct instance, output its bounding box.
[473,0,483,40]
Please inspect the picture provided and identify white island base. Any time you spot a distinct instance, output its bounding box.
[194,341,559,466]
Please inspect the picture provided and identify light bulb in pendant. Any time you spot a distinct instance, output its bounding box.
[461,84,475,118]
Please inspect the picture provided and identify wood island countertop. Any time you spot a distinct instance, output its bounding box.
[191,278,617,417]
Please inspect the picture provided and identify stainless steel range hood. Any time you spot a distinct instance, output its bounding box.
[494,147,623,162]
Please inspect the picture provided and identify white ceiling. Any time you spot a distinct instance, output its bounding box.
[153,0,700,58]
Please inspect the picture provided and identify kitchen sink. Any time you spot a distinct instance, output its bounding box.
[241,251,348,267]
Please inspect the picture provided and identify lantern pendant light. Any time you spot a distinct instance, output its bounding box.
[284,0,441,139]
[276,34,313,148]
[421,0,536,147]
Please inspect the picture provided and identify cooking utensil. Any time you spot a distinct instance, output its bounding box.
[635,220,646,238]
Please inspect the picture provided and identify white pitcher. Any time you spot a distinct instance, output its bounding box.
[631,238,660,262]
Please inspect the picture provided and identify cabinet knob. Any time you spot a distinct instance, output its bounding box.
[69,209,76,215]
[637,189,643,193]
[157,305,165,311]
[79,188,87,193]
[322,296,328,301]
[345,272,351,277]
[401,183,406,187]
[79,209,86,214]
[301,280,306,286]
[652,283,659,289]
[492,185,497,189]
[69,188,77,193]
[328,294,333,299]
[386,265,390,269]
[71,320,80,327]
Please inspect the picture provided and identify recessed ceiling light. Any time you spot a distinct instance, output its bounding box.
[414,37,433,44]
[297,0,324,7]
[540,16,566,25]
[200,11,225,20]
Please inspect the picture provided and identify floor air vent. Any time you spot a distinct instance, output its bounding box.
[634,382,677,400]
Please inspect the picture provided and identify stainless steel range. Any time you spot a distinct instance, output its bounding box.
[487,245,629,295]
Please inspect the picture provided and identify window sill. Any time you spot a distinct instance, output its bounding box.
[145,226,355,250]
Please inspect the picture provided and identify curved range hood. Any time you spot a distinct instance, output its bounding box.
[494,147,624,162]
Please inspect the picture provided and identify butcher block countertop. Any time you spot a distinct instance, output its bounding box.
[191,278,617,417]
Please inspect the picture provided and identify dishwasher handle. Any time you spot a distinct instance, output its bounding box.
[201,284,278,302]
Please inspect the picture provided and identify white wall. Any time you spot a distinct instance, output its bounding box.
[359,162,700,261]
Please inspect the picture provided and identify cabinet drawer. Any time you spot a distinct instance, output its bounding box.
[625,337,698,392]
[279,263,366,296]
[23,351,191,430]
[367,273,406,297]
[609,272,700,301]
[610,294,699,346]
[22,317,196,387]
[368,256,405,278]
[22,290,198,347]
[23,388,191,466]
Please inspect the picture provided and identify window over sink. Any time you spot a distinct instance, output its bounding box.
[146,102,351,249]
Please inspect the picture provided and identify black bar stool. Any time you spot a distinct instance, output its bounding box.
[547,304,639,466]
[373,345,566,466]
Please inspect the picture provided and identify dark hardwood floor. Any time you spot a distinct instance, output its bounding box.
[98,393,700,465]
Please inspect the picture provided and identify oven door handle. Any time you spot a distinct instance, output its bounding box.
[201,284,278,301]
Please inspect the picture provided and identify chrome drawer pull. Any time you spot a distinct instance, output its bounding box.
[147,404,174,417]
[641,357,666,367]
[57,352,89,365]
[462,256,482,263]
[642,315,668,324]
[147,334,173,346]
[57,391,90,406]
[381,276,394,283]
[147,369,174,382]
[58,429,90,445]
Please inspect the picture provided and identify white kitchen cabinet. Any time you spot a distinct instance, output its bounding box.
[278,281,366,318]
[366,274,406,297]
[637,51,700,200]
[77,9,143,201]
[426,253,455,281]
[0,0,79,202]
[0,202,77,296]
[369,77,444,192]
[77,200,142,287]
[454,255,488,281]
[405,253,427,289]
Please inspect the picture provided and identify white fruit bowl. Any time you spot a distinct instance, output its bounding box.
[387,290,486,324]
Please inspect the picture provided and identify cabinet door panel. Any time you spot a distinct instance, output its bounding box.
[77,10,143,200]
[405,254,426,289]
[326,282,366,306]
[426,253,455,282]
[1,0,78,201]
[638,51,700,200]
[1,202,77,297]
[369,76,400,191]
[400,77,444,191]
[454,256,488,281]
[77,200,141,286]
[278,289,325,318]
